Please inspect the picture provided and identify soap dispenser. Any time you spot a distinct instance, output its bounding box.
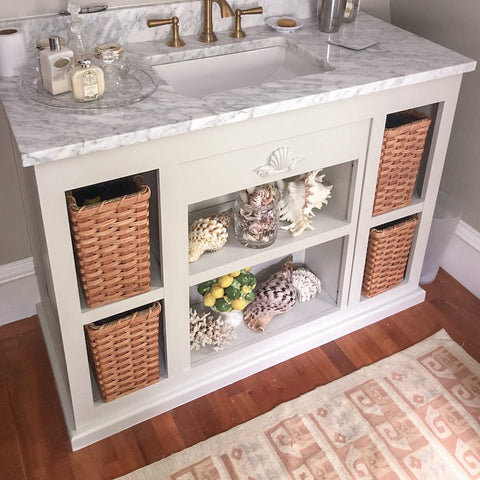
[70,58,105,102]
[39,36,74,95]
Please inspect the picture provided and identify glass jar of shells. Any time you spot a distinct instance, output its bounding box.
[234,183,279,248]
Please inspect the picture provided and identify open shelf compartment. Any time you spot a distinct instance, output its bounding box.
[188,161,356,286]
[189,236,346,367]
[65,170,163,315]
[86,300,167,404]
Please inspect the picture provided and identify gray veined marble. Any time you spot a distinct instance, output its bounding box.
[0,3,475,167]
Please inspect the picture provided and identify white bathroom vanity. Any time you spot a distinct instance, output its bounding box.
[0,8,475,449]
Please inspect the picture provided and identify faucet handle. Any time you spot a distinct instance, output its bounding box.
[229,6,263,39]
[147,16,185,48]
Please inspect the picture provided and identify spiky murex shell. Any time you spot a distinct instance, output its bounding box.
[277,169,332,237]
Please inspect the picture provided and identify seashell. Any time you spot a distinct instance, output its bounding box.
[292,267,322,302]
[277,169,332,237]
[247,183,275,207]
[254,147,304,177]
[188,210,231,263]
[244,256,296,332]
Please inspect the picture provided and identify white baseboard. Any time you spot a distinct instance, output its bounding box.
[0,257,40,326]
[441,220,480,299]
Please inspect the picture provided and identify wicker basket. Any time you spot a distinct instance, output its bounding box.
[362,215,419,298]
[373,110,431,216]
[66,175,151,308]
[85,302,161,402]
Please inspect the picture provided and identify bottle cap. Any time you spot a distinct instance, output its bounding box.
[77,58,92,68]
[37,37,66,50]
[49,36,61,52]
[94,43,124,60]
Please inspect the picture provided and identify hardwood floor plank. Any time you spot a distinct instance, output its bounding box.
[1,270,479,479]
[0,375,26,480]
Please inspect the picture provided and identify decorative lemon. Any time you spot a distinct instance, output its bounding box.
[203,293,216,307]
[218,275,234,288]
[210,284,225,299]
[231,298,246,310]
[229,270,241,277]
[241,285,250,294]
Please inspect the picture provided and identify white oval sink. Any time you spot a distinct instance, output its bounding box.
[153,45,332,97]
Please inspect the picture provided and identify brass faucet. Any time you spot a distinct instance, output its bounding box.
[147,16,185,47]
[199,0,234,43]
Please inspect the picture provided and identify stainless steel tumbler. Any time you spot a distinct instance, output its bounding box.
[317,0,347,33]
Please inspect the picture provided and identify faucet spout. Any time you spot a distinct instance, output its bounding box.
[215,0,234,18]
[199,0,234,43]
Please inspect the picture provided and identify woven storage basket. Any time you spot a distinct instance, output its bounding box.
[85,302,161,402]
[373,110,431,216]
[66,175,151,308]
[362,215,419,298]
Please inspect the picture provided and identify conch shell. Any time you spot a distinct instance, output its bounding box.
[243,256,296,332]
[277,169,332,237]
[188,210,231,263]
[292,267,322,302]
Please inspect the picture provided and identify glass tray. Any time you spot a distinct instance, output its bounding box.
[17,62,157,110]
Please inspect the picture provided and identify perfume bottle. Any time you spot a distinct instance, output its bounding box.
[70,58,105,102]
[66,0,89,62]
[39,36,73,95]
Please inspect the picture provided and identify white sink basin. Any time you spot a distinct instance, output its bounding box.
[153,45,331,97]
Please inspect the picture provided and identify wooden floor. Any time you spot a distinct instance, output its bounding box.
[1,269,479,480]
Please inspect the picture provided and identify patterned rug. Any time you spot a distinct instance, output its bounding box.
[118,329,480,479]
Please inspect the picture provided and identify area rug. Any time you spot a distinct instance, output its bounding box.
[118,329,480,479]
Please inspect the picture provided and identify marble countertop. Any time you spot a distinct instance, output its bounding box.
[0,12,475,167]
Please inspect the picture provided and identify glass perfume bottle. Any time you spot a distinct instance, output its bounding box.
[66,0,89,62]
[39,36,73,95]
[94,44,125,91]
[70,58,105,102]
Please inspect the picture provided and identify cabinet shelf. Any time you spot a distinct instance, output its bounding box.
[190,288,338,367]
[189,213,351,286]
[369,194,424,228]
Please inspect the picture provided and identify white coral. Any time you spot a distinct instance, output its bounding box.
[189,308,237,352]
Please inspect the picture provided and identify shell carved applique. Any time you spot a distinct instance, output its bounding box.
[188,210,231,263]
[243,256,296,332]
[277,169,333,237]
[254,147,304,177]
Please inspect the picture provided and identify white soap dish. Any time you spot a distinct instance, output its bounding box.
[266,16,304,34]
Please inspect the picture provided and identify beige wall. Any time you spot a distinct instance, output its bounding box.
[391,0,480,232]
[0,0,390,21]
[0,105,31,264]
[0,0,389,266]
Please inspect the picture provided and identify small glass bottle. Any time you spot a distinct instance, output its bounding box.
[94,43,126,77]
[70,58,105,102]
[97,48,122,92]
[234,184,279,249]
[39,36,73,95]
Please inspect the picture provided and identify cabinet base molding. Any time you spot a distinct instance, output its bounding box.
[40,287,425,451]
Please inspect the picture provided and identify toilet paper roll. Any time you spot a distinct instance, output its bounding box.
[0,28,28,78]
